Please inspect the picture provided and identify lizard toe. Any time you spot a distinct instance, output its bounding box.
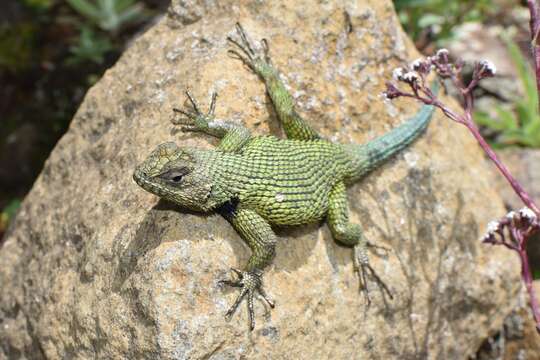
[354,245,393,305]
[219,269,273,331]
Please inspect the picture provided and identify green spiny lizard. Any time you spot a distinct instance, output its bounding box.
[133,23,435,330]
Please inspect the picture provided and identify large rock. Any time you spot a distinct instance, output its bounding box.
[491,148,540,272]
[0,0,521,358]
[475,281,540,360]
[493,148,540,210]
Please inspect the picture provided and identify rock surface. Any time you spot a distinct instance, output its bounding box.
[0,0,521,358]
[494,148,540,210]
[492,148,540,270]
[475,281,540,360]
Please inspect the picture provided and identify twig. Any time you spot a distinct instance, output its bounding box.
[527,1,540,112]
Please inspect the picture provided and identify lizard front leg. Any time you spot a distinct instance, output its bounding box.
[218,205,276,330]
[172,91,251,153]
[327,181,393,305]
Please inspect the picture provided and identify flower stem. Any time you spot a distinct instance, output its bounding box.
[519,242,540,332]
[527,1,540,113]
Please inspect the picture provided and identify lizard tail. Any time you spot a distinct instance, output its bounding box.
[344,83,438,182]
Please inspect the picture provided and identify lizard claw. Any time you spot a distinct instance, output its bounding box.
[171,92,218,133]
[354,245,393,306]
[218,268,274,331]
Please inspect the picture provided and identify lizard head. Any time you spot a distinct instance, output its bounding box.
[133,142,218,211]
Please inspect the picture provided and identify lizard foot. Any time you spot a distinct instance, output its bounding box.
[353,245,393,306]
[227,22,272,76]
[218,268,275,331]
[172,91,217,133]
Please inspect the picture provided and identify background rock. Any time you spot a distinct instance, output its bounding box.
[492,148,540,272]
[493,148,540,210]
[475,281,540,360]
[0,0,521,358]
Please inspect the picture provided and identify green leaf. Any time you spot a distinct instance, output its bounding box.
[418,14,445,28]
[503,36,538,115]
[524,117,540,141]
[515,101,534,127]
[394,0,432,7]
[495,105,518,130]
[66,0,101,22]
[116,4,144,28]
[2,199,21,219]
[498,132,530,146]
[114,0,138,12]
[67,27,112,65]
[474,111,509,131]
[66,0,147,32]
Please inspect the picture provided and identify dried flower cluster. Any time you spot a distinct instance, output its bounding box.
[482,208,539,249]
[383,49,496,114]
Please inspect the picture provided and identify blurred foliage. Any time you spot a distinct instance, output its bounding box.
[65,0,149,64]
[66,0,146,33]
[0,0,167,236]
[21,0,55,11]
[0,199,21,238]
[67,26,113,64]
[0,22,36,72]
[394,0,498,46]
[474,38,540,148]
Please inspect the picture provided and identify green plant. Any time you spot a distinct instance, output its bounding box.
[0,199,21,235]
[474,38,540,147]
[394,0,496,45]
[22,0,55,11]
[0,23,36,72]
[65,0,145,33]
[67,26,113,65]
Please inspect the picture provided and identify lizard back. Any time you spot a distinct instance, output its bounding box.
[214,136,352,225]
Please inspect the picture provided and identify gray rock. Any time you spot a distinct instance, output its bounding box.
[475,281,540,360]
[0,0,521,358]
[493,148,540,210]
[491,148,540,270]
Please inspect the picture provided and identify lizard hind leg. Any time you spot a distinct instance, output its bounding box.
[227,22,272,75]
[327,181,393,305]
[353,243,393,306]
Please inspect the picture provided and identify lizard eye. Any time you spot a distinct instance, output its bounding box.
[159,168,189,184]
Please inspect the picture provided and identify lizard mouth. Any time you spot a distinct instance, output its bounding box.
[133,165,178,200]
[132,167,147,187]
[133,167,158,194]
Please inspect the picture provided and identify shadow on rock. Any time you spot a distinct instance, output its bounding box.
[349,167,478,358]
[111,199,209,292]
[111,196,320,293]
